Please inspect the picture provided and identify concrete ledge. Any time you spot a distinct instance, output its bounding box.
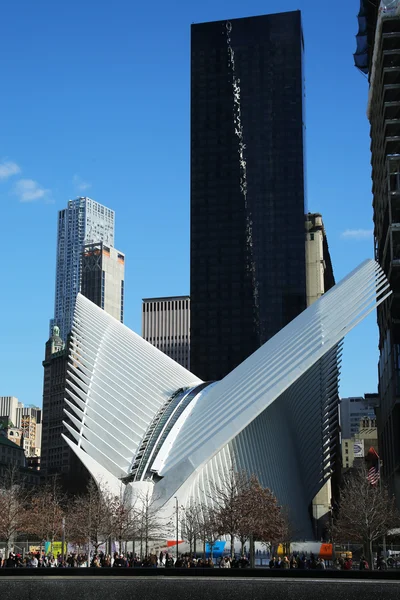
[1,571,400,600]
[1,567,400,579]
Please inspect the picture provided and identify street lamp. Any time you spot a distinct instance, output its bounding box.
[174,496,179,562]
[61,517,66,563]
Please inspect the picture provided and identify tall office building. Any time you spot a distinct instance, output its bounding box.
[81,243,125,323]
[52,197,115,342]
[42,199,121,483]
[340,395,378,440]
[0,396,19,427]
[354,1,400,494]
[142,296,190,369]
[190,11,306,381]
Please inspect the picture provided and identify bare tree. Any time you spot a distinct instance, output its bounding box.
[136,489,171,557]
[235,475,286,566]
[0,464,30,557]
[209,468,251,558]
[67,478,113,556]
[208,469,286,562]
[180,503,201,555]
[196,504,220,559]
[27,475,65,556]
[332,464,400,568]
[111,486,138,555]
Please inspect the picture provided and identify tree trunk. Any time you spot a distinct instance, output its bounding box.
[369,539,374,571]
[231,533,235,558]
[194,534,196,557]
[5,537,11,559]
[249,534,255,568]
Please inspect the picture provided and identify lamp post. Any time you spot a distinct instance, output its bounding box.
[174,496,179,562]
[379,460,387,558]
[61,517,66,563]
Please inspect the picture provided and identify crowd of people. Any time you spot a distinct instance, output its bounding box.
[0,550,391,570]
[0,550,248,569]
[268,554,327,570]
[268,553,390,571]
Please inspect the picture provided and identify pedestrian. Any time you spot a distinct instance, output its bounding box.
[6,553,16,568]
[30,554,38,568]
[343,558,352,570]
[165,553,174,568]
[114,554,126,567]
[281,556,290,569]
[378,556,387,571]
[219,556,231,568]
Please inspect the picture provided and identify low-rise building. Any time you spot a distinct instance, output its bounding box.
[0,435,25,467]
[0,426,23,447]
[342,417,378,471]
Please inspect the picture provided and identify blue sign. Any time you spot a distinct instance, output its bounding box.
[205,541,226,556]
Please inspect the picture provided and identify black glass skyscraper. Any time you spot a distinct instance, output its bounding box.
[354,1,400,494]
[190,11,307,381]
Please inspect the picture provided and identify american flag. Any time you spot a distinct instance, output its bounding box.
[366,447,380,486]
[367,464,380,486]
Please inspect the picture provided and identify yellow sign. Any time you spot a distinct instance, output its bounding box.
[45,541,67,556]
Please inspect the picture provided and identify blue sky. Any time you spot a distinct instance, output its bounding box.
[0,0,375,407]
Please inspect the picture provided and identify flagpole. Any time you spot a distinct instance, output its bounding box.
[379,459,387,559]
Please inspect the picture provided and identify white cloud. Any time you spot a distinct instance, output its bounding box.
[341,229,373,241]
[73,174,91,192]
[0,161,21,180]
[14,179,50,202]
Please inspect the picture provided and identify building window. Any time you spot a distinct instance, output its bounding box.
[310,233,314,241]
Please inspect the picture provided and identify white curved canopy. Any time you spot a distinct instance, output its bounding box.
[63,259,390,526]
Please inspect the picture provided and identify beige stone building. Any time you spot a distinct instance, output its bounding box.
[306,213,336,539]
[342,417,378,470]
[305,213,335,307]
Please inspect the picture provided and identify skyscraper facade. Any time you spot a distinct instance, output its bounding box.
[354,1,400,495]
[0,396,19,427]
[41,327,69,476]
[81,243,125,323]
[52,197,115,342]
[340,395,378,440]
[190,11,307,381]
[142,296,190,369]
[41,327,90,489]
